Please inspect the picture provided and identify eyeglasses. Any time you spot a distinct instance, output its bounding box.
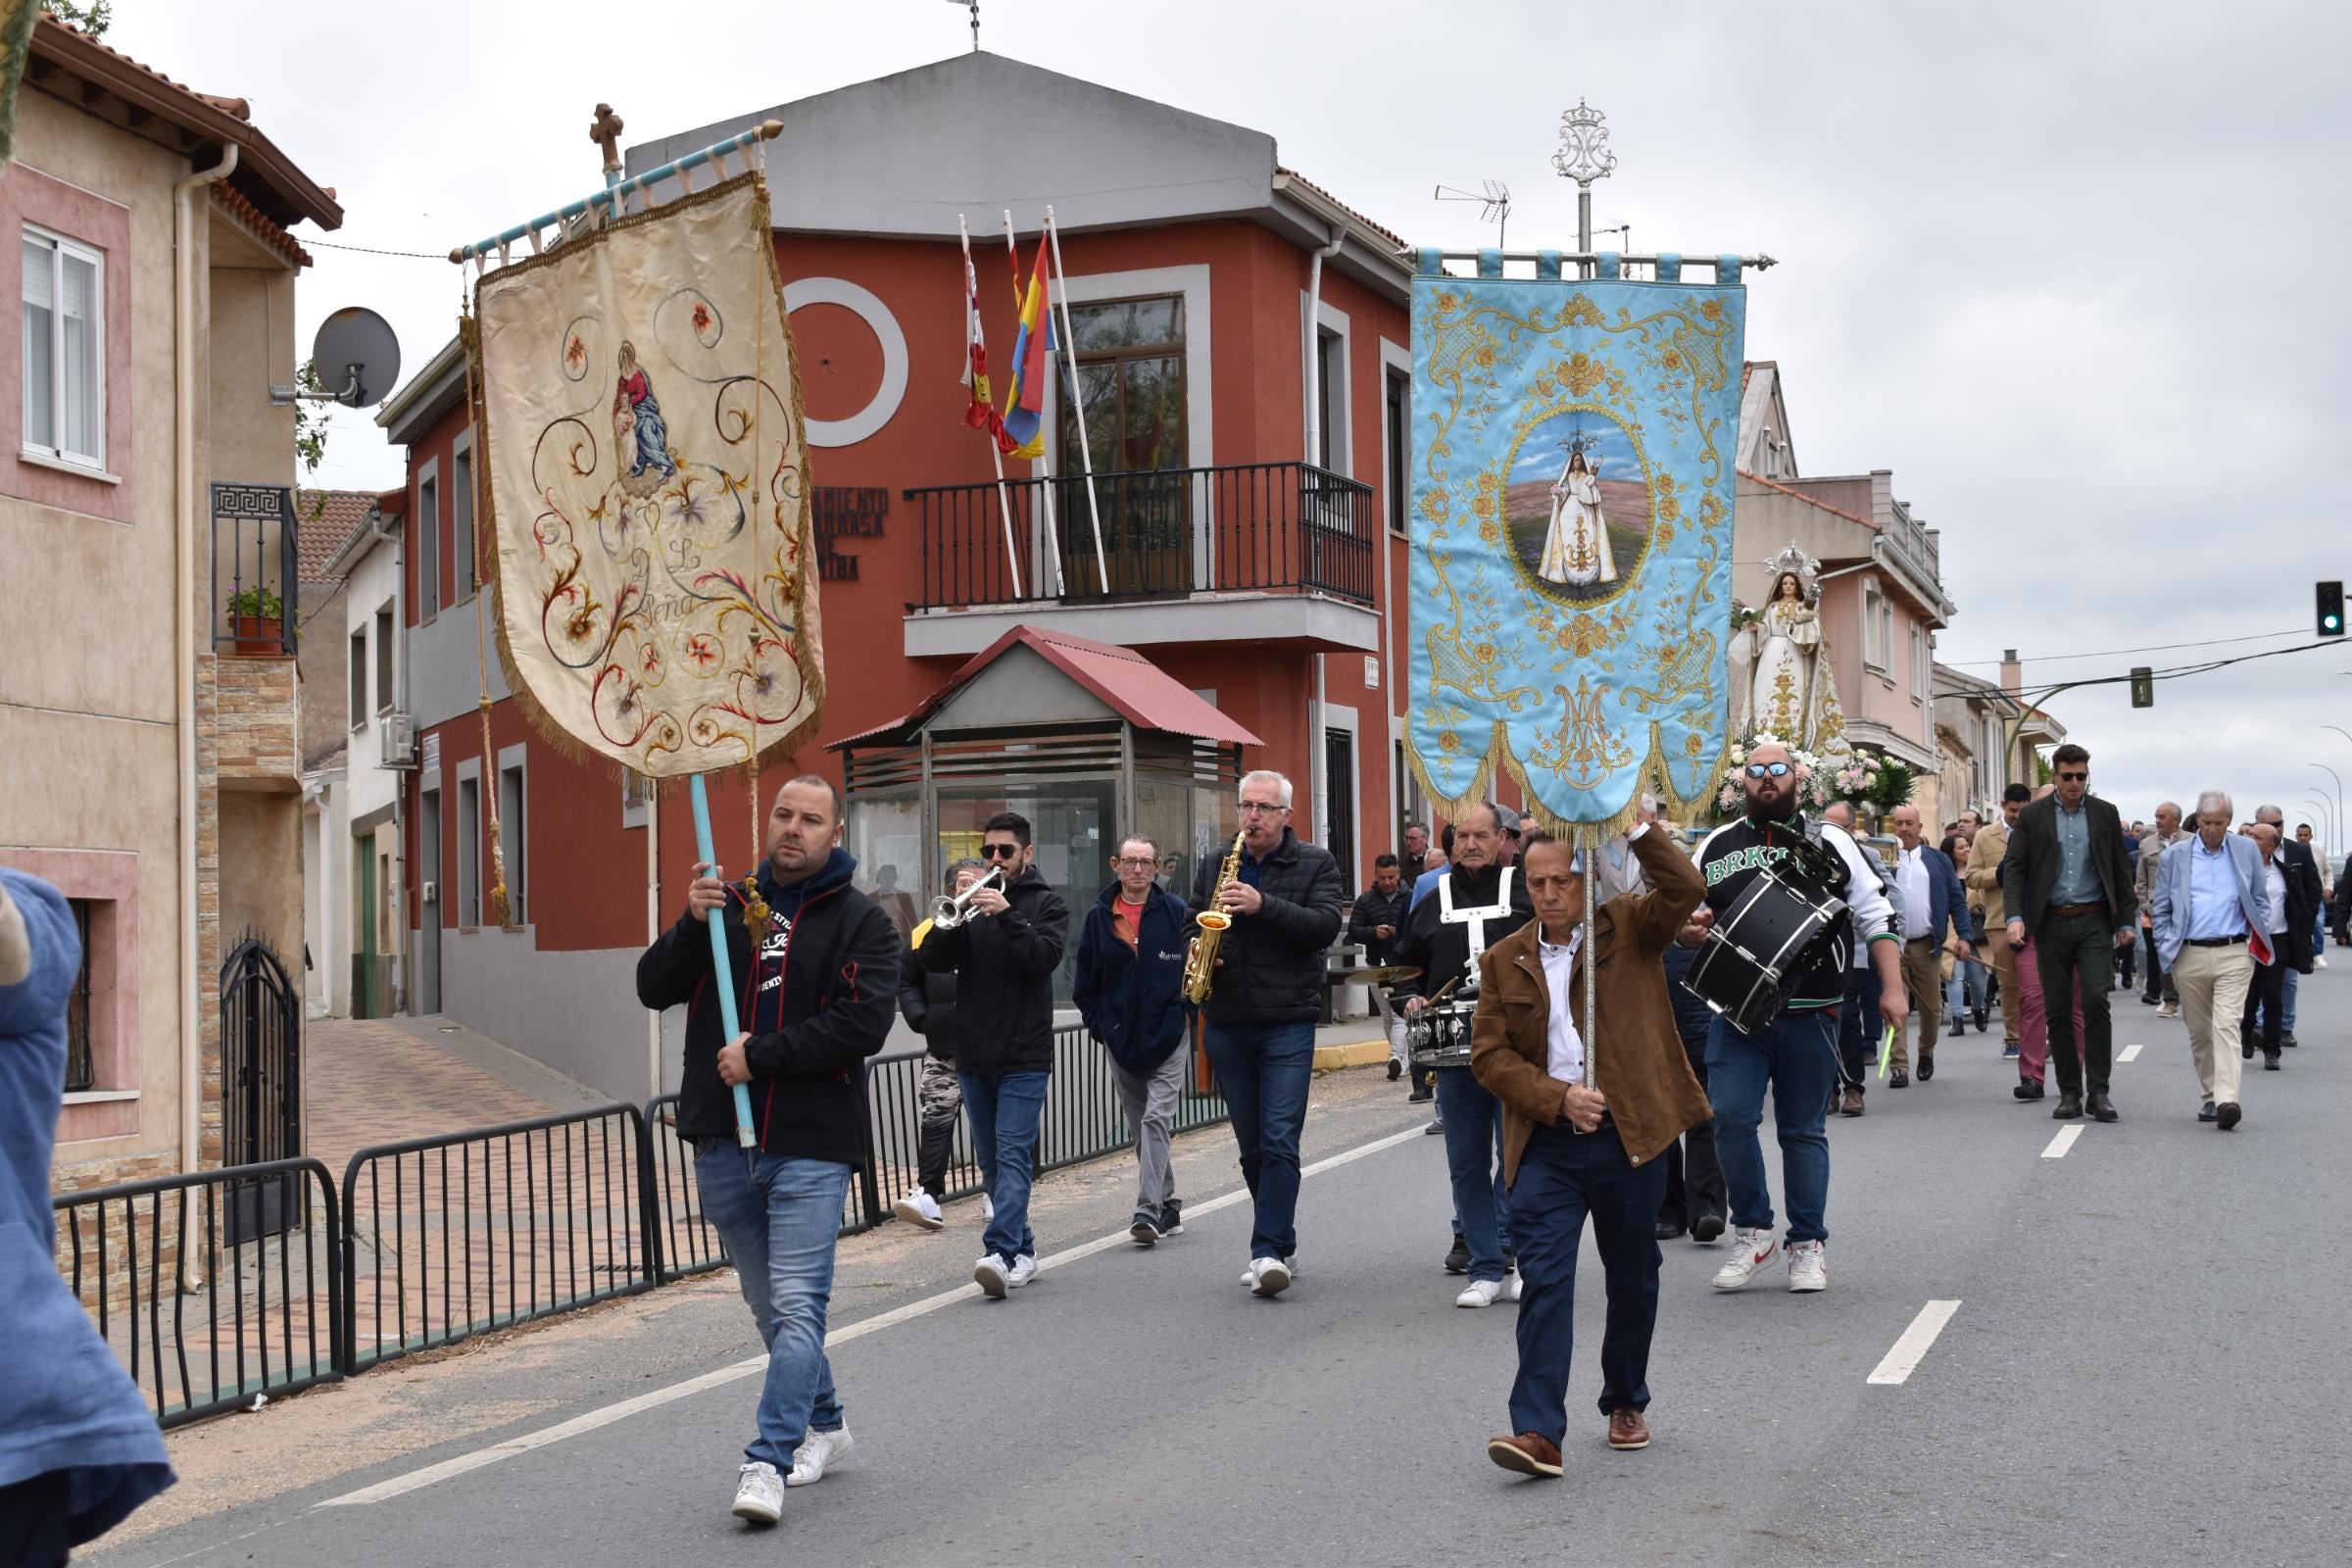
[1743,762,1792,778]
[2056,770,2087,782]
[980,843,1022,859]
[1112,857,1157,869]
[1239,800,1288,815]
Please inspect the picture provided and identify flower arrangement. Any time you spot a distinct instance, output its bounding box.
[1714,730,1838,814]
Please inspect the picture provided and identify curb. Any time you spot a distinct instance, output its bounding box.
[1312,1036,1392,1073]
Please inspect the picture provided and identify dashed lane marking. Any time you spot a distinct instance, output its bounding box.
[2042,1124,2084,1158]
[2119,1043,2143,1062]
[1867,1298,1962,1385]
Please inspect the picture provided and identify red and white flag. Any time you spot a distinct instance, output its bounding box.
[957,218,1000,436]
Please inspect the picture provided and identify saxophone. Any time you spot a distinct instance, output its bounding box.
[1182,831,1248,1004]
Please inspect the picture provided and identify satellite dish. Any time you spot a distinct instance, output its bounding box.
[310,307,402,407]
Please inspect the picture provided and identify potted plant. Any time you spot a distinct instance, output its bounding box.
[226,585,285,654]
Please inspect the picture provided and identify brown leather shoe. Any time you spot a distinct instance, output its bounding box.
[1607,1408,1651,1450]
[1838,1088,1865,1117]
[1487,1432,1563,1477]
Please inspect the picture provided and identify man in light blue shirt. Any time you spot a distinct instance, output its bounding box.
[2151,789,2272,1131]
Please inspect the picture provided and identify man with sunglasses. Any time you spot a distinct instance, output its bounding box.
[1687,741,1903,1295]
[1191,770,1344,1298]
[918,811,1069,1298]
[1997,744,2137,1121]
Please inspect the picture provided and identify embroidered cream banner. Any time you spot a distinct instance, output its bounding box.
[468,172,819,777]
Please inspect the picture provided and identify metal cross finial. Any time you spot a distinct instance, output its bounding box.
[945,0,980,51]
[1551,98,1617,270]
[589,103,626,187]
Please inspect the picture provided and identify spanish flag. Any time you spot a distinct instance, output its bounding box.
[998,236,1055,461]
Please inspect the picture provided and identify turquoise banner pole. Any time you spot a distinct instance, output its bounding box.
[690,773,759,1149]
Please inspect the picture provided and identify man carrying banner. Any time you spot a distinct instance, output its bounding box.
[635,776,900,1526]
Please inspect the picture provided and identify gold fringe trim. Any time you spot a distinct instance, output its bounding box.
[1404,714,1731,841]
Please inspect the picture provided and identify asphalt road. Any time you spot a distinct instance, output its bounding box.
[87,966,2350,1568]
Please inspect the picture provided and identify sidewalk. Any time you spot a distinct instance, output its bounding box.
[305,1016,607,1180]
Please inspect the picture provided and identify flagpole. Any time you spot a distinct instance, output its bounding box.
[1045,206,1109,597]
[959,214,1024,600]
[1006,210,1064,595]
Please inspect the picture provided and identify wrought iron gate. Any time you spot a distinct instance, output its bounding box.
[221,935,303,1241]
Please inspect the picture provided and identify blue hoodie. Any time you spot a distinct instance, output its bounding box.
[0,869,174,1544]
[1072,881,1193,1074]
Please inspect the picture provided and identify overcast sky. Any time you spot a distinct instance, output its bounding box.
[117,1,2352,851]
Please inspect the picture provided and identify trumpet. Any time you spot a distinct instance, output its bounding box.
[911,864,1003,948]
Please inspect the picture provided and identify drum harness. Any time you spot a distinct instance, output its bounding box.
[1437,866,1518,996]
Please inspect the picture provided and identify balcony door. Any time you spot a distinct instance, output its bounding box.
[1058,296,1188,598]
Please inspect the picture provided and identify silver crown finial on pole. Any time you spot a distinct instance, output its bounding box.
[1551,98,1617,276]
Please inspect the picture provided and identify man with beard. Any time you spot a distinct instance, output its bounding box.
[1687,742,1904,1294]
[1392,802,1535,1306]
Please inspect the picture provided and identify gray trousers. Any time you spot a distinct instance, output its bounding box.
[1112,1046,1188,1212]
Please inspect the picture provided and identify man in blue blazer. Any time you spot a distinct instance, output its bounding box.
[2151,791,2273,1131]
[1074,833,1195,1245]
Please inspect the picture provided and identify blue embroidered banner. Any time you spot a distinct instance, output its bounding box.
[1407,251,1747,830]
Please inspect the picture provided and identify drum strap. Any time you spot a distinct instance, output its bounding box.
[1439,867,1516,988]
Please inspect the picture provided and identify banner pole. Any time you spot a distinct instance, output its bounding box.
[1004,210,1064,595]
[1045,206,1109,597]
[690,773,759,1148]
[1582,824,1597,1091]
[960,213,1023,599]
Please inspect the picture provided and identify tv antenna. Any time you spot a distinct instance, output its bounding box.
[944,0,980,51]
[1434,179,1511,251]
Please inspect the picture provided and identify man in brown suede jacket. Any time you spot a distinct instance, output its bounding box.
[1471,808,1709,1478]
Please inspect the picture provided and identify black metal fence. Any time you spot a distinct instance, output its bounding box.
[210,481,298,655]
[52,1158,343,1427]
[907,461,1376,611]
[62,1029,1230,1427]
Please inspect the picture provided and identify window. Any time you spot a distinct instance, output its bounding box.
[452,443,476,603]
[64,899,94,1093]
[457,774,480,927]
[1057,295,1185,474]
[1910,626,1927,700]
[348,628,368,727]
[374,605,395,712]
[22,225,105,468]
[1384,368,1411,536]
[416,471,440,622]
[499,760,528,925]
[1862,583,1886,669]
[1314,327,1343,471]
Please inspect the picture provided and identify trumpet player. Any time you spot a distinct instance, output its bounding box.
[917,812,1068,1300]
[1189,770,1344,1298]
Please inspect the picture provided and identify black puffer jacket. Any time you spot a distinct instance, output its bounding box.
[898,956,958,1063]
[1188,829,1344,1026]
[915,862,1068,1074]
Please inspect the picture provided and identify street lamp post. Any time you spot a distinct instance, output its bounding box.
[2305,792,2335,857]
[2313,761,2345,862]
[1551,98,1617,276]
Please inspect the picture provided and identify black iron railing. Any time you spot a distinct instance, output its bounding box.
[211,481,298,655]
[907,461,1375,612]
[52,1158,343,1428]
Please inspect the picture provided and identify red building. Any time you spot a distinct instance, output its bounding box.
[376,54,1427,1099]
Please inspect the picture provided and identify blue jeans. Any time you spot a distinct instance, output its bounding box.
[2280,966,2298,1034]
[960,1069,1050,1262]
[1507,1121,1667,1441]
[1434,1066,1512,1282]
[694,1145,851,1469]
[1944,956,1984,1019]
[1707,1006,1841,1245]
[1204,1020,1315,1260]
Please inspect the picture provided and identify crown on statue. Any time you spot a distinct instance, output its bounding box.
[1759,542,1822,605]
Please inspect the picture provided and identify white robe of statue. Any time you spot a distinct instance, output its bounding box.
[1748,598,1823,740]
[1538,467,1617,587]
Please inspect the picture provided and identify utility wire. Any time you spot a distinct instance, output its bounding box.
[305,237,448,260]
[1933,636,2341,705]
[1940,626,2306,667]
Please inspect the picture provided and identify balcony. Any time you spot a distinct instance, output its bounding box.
[212,482,298,657]
[902,462,1381,659]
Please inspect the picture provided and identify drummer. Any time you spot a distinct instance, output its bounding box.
[1391,802,1535,1307]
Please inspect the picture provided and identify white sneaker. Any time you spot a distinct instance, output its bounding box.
[732,1461,784,1524]
[2316,956,2329,969]
[1711,1228,1779,1291]
[1786,1240,1828,1293]
[1503,1269,1524,1303]
[2158,1002,2179,1018]
[1456,1278,1505,1308]
[892,1192,944,1231]
[1249,1257,1292,1298]
[973,1253,1010,1298]
[787,1428,854,1488]
[980,1194,996,1222]
[1006,1252,1038,1288]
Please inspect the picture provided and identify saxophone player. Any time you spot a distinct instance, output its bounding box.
[1188,770,1345,1298]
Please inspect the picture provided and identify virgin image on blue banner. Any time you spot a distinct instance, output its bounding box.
[1406,253,1748,831]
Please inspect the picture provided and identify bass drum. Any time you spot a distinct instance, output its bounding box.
[1405,1000,1478,1072]
[1681,859,1849,1035]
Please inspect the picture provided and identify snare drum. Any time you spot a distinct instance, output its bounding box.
[1405,1000,1479,1072]
[1680,864,1849,1034]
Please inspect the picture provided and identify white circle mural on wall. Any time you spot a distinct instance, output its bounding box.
[782,276,907,448]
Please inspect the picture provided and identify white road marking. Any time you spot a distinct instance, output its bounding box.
[318,1120,1430,1508]
[1867,1298,1962,1385]
[2118,1043,2143,1063]
[2042,1124,2084,1159]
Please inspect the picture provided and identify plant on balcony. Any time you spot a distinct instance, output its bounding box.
[226,585,286,654]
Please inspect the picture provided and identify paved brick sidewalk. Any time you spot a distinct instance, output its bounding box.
[305,1018,561,1179]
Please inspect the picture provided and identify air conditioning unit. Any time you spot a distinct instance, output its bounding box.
[379,711,418,769]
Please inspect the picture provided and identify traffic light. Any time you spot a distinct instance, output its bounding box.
[2130,665,2154,708]
[2321,580,2346,637]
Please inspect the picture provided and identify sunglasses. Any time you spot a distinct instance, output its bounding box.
[2056,770,2087,782]
[1743,762,1792,778]
[980,843,1022,859]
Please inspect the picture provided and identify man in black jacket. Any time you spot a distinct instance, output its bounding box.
[1998,743,2138,1121]
[1191,769,1345,1298]
[1391,803,1533,1307]
[635,775,900,1525]
[893,858,985,1232]
[918,811,1069,1299]
[2254,806,2325,1046]
[1074,833,1193,1247]
[1349,854,1413,1083]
